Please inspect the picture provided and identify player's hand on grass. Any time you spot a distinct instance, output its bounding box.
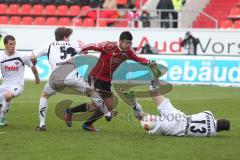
[148,60,161,78]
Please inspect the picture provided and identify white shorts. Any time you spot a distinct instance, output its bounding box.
[0,84,23,101]
[151,98,187,136]
[44,71,89,96]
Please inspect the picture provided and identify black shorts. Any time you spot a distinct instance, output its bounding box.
[88,76,112,98]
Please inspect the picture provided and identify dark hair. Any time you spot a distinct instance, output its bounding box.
[119,31,133,41]
[4,35,15,44]
[217,118,230,132]
[55,27,73,41]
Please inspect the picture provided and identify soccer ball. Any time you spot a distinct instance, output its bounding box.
[140,114,157,131]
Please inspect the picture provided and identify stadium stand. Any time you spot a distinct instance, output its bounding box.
[193,0,240,29]
[2,0,239,29]
[0,0,141,26]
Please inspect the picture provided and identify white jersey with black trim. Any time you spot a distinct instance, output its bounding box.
[149,99,217,137]
[185,111,217,137]
[32,41,81,72]
[0,52,32,86]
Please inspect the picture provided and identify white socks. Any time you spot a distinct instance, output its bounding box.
[0,99,11,118]
[39,97,48,127]
[149,79,160,91]
[132,101,144,118]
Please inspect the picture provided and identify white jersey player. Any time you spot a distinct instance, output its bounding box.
[122,79,230,137]
[31,27,115,131]
[0,35,40,126]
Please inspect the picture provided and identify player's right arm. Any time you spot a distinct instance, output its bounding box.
[22,53,40,85]
[31,65,40,85]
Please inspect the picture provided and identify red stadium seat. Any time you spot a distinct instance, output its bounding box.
[58,17,71,26]
[56,5,68,16]
[234,20,240,28]
[80,6,90,17]
[10,16,21,25]
[116,0,128,5]
[229,7,240,17]
[69,5,81,16]
[44,5,56,15]
[0,16,9,24]
[0,4,7,14]
[46,17,58,25]
[34,17,46,25]
[87,11,97,19]
[82,18,95,27]
[98,20,107,27]
[8,4,20,15]
[32,4,44,15]
[19,4,31,15]
[21,16,33,25]
[220,20,232,28]
[72,18,82,26]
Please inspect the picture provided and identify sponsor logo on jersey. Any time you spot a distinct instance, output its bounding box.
[56,61,74,66]
[110,58,122,63]
[5,65,19,71]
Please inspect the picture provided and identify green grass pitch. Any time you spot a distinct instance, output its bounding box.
[0,81,239,160]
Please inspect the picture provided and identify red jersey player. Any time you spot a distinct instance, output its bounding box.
[64,31,160,131]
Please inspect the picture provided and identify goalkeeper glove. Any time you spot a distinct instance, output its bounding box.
[148,60,161,78]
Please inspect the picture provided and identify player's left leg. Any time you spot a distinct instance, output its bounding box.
[0,85,23,126]
[82,78,118,131]
[36,82,56,131]
[63,75,116,127]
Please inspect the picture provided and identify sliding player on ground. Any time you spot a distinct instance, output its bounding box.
[121,78,230,137]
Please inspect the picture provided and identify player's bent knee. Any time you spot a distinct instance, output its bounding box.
[4,91,14,102]
[104,98,114,110]
[41,91,50,99]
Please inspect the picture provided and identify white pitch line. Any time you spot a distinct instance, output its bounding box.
[0,132,7,134]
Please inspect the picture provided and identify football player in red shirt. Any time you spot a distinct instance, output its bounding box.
[64,31,160,131]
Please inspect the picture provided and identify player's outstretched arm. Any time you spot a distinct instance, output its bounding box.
[149,79,166,107]
[128,49,149,65]
[127,50,161,78]
[79,41,105,53]
[31,65,40,85]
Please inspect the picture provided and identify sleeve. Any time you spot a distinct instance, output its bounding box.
[127,48,149,65]
[22,54,33,68]
[32,45,49,58]
[81,42,108,52]
[69,42,81,53]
